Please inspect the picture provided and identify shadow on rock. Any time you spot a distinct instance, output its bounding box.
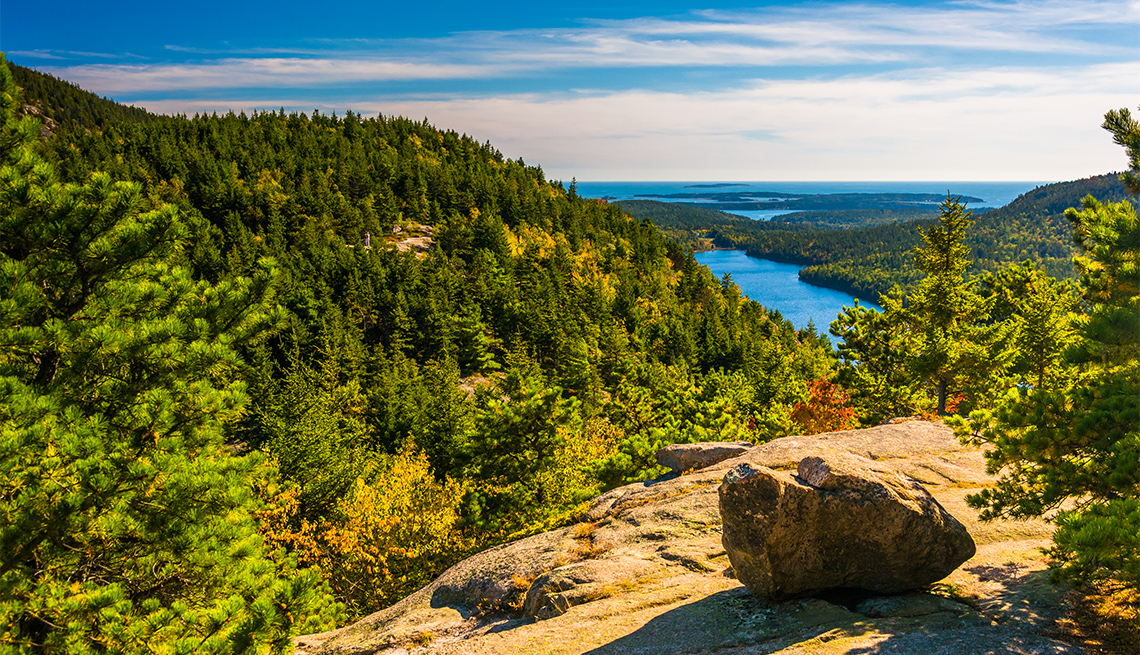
[581,587,876,655]
[841,624,1084,654]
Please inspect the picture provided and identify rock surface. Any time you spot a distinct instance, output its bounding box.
[304,421,1083,655]
[655,440,754,473]
[720,451,975,599]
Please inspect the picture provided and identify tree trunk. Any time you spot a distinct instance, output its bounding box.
[937,378,947,415]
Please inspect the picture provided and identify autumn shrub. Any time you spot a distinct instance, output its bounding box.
[790,378,856,434]
[260,445,464,617]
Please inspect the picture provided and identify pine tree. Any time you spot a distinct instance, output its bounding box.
[905,196,1010,414]
[953,106,1139,592]
[0,56,330,653]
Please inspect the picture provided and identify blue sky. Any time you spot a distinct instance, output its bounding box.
[4,0,1138,181]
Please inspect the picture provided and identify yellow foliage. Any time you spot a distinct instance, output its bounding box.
[257,447,464,617]
[321,446,463,614]
[254,476,324,565]
[506,222,557,258]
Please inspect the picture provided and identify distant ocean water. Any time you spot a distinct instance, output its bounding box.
[575,180,1047,220]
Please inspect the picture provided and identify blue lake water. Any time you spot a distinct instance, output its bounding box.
[694,250,880,331]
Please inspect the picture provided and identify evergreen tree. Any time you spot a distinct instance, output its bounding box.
[0,56,330,653]
[830,294,923,423]
[831,197,1011,421]
[906,196,1010,414]
[953,106,1140,592]
[463,353,583,534]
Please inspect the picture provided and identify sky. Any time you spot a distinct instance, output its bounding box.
[3,0,1138,181]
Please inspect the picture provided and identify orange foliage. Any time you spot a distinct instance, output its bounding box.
[790,379,856,435]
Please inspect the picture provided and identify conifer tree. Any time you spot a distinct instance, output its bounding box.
[905,196,1010,414]
[953,106,1139,592]
[831,197,1010,420]
[830,294,923,423]
[0,56,330,653]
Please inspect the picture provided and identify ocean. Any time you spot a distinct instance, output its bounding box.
[575,180,1046,221]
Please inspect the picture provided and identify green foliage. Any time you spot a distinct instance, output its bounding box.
[830,296,923,424]
[11,60,842,621]
[254,356,372,523]
[1049,499,1139,588]
[1103,107,1140,194]
[650,174,1133,302]
[906,197,1012,414]
[9,60,158,133]
[597,363,770,486]
[952,106,1140,593]
[772,207,939,229]
[463,354,585,534]
[831,197,1012,421]
[979,262,1078,391]
[0,56,331,653]
[613,199,755,249]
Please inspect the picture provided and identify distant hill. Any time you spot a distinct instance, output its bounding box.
[635,189,983,212]
[798,173,1134,300]
[770,207,939,229]
[10,60,159,133]
[613,199,761,249]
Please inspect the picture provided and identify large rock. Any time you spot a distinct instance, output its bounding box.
[655,441,753,473]
[719,450,975,599]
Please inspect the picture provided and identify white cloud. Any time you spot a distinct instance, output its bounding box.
[7,50,67,60]
[47,58,499,93]
[9,49,145,61]
[129,61,1137,181]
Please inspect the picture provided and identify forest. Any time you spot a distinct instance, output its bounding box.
[1,55,1136,653]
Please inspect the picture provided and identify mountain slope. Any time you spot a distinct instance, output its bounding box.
[10,60,158,133]
[691,175,1130,301]
[19,63,834,619]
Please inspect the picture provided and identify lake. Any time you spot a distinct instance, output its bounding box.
[695,250,880,332]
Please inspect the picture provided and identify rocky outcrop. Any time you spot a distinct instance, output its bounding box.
[655,441,753,473]
[719,451,975,599]
[305,421,1081,655]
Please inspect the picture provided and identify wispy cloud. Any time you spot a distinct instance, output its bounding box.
[40,0,1138,93]
[9,49,146,60]
[7,50,67,60]
[50,59,497,93]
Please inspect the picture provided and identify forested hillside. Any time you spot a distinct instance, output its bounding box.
[619,174,1132,302]
[2,59,836,649]
[10,60,157,132]
[798,174,1132,298]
